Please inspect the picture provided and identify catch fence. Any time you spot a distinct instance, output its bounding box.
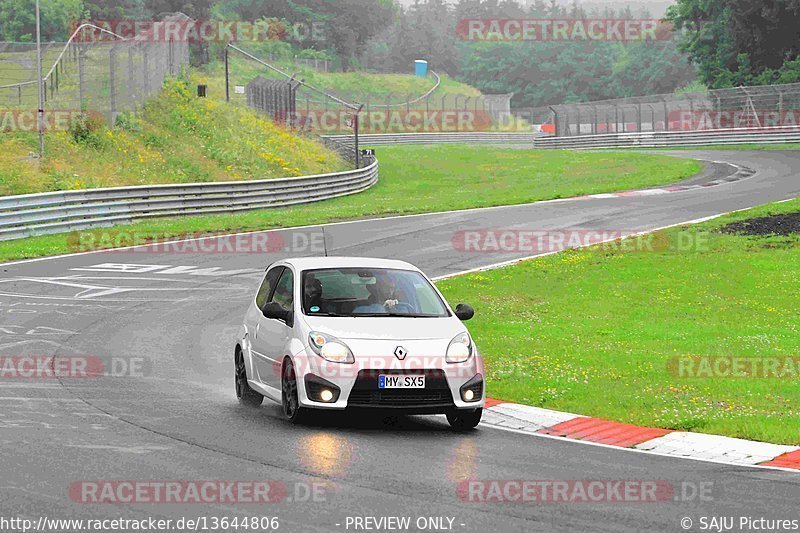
[0,13,190,125]
[550,82,800,137]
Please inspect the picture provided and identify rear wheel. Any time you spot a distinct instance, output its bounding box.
[235,348,263,407]
[281,359,309,423]
[446,408,482,431]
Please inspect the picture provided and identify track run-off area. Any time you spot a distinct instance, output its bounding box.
[1,149,799,532]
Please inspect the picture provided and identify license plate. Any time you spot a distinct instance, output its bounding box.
[378,374,425,389]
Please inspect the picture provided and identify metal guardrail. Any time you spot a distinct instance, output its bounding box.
[324,132,544,146]
[0,157,378,241]
[533,126,800,149]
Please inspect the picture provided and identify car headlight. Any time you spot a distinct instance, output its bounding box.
[446,332,473,363]
[308,332,355,364]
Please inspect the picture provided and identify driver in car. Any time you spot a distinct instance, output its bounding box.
[371,272,406,310]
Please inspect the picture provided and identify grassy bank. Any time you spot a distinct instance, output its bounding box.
[0,78,346,197]
[436,198,800,445]
[0,144,700,262]
[214,58,481,103]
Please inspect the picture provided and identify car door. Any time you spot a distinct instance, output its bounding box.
[248,265,284,387]
[255,266,295,390]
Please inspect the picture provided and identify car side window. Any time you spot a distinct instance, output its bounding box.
[255,267,284,310]
[270,268,294,311]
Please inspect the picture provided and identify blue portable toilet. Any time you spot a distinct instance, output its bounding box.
[415,60,428,77]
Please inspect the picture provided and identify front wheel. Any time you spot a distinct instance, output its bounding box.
[281,359,309,424]
[235,349,263,407]
[446,408,482,431]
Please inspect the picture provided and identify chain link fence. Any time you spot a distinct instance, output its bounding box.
[0,14,190,126]
[225,43,365,165]
[549,82,800,137]
[224,43,527,145]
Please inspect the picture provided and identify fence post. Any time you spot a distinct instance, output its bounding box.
[142,45,149,96]
[78,48,85,110]
[637,103,642,132]
[109,45,117,124]
[128,46,135,110]
[224,46,230,102]
[168,39,174,76]
[549,106,558,137]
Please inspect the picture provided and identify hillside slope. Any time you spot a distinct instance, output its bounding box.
[0,78,346,197]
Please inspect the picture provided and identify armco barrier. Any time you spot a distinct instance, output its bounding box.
[324,132,543,146]
[534,126,800,149]
[0,157,377,241]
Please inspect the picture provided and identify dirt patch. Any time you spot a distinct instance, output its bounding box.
[720,211,800,236]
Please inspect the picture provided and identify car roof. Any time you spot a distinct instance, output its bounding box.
[276,256,421,273]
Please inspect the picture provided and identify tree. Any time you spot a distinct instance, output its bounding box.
[0,0,84,41]
[667,0,800,88]
[83,0,148,21]
[224,0,396,70]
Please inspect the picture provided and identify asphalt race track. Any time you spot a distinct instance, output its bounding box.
[1,149,799,532]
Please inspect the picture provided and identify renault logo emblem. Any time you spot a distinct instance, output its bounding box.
[394,346,408,360]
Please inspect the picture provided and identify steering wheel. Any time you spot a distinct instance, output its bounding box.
[386,302,415,314]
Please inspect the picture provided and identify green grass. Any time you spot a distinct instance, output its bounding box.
[634,143,800,151]
[436,198,800,445]
[0,77,346,196]
[215,58,480,104]
[0,144,700,262]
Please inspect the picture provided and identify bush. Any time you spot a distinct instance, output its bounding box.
[69,112,106,148]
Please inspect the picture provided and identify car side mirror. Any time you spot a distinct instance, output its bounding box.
[262,302,292,326]
[454,303,475,321]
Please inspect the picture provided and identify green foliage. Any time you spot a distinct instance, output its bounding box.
[69,112,106,148]
[0,76,345,196]
[361,0,695,108]
[437,197,800,444]
[219,0,396,70]
[667,0,800,88]
[0,0,83,41]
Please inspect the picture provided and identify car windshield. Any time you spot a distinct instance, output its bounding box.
[302,268,449,318]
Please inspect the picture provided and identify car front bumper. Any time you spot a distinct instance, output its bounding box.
[293,350,485,413]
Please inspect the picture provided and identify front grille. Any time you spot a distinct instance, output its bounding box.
[347,369,454,408]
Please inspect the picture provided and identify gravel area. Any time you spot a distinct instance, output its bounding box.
[720,211,800,236]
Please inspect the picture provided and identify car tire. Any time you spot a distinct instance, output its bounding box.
[281,359,309,424]
[446,408,482,431]
[235,348,263,407]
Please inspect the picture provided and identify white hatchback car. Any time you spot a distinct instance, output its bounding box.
[234,257,485,429]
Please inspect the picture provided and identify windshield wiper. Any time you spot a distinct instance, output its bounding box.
[352,313,438,318]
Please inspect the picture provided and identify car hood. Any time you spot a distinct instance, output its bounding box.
[301,315,465,341]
